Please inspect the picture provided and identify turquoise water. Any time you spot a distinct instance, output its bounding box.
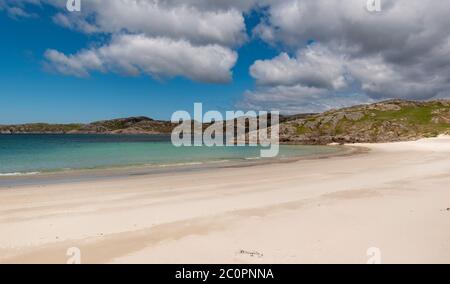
[0,134,341,175]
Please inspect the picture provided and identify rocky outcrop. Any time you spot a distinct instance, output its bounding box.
[280,100,450,144]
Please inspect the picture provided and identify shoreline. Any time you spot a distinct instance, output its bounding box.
[1,136,449,264]
[0,145,358,188]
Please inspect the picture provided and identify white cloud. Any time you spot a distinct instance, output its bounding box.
[9,0,252,83]
[44,49,105,77]
[244,0,450,113]
[49,0,250,46]
[4,0,450,111]
[243,44,363,113]
[239,85,373,114]
[250,45,349,90]
[0,0,250,83]
[44,34,237,83]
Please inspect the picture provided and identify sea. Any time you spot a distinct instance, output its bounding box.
[0,134,342,176]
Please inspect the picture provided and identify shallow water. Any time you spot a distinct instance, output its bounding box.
[0,134,341,175]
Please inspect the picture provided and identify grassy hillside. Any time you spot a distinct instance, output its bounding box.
[280,100,450,144]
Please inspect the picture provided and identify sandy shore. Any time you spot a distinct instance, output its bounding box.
[1,136,450,264]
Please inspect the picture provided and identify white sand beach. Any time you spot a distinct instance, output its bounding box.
[1,136,450,264]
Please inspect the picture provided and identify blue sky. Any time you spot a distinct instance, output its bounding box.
[1,1,449,123]
[0,5,277,124]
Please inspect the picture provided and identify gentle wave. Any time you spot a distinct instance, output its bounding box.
[155,162,204,168]
[0,172,40,177]
[0,160,233,176]
[245,157,261,160]
[153,159,231,168]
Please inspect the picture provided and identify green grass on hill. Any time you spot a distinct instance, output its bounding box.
[295,101,450,139]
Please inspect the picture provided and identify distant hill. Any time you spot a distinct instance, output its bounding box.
[2,100,450,144]
[0,116,176,135]
[0,114,283,135]
[279,100,450,144]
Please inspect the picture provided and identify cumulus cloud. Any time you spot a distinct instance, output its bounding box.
[51,0,249,46]
[4,0,253,83]
[250,45,349,90]
[243,0,450,113]
[4,0,450,111]
[44,34,237,83]
[241,44,372,114]
[239,85,374,114]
